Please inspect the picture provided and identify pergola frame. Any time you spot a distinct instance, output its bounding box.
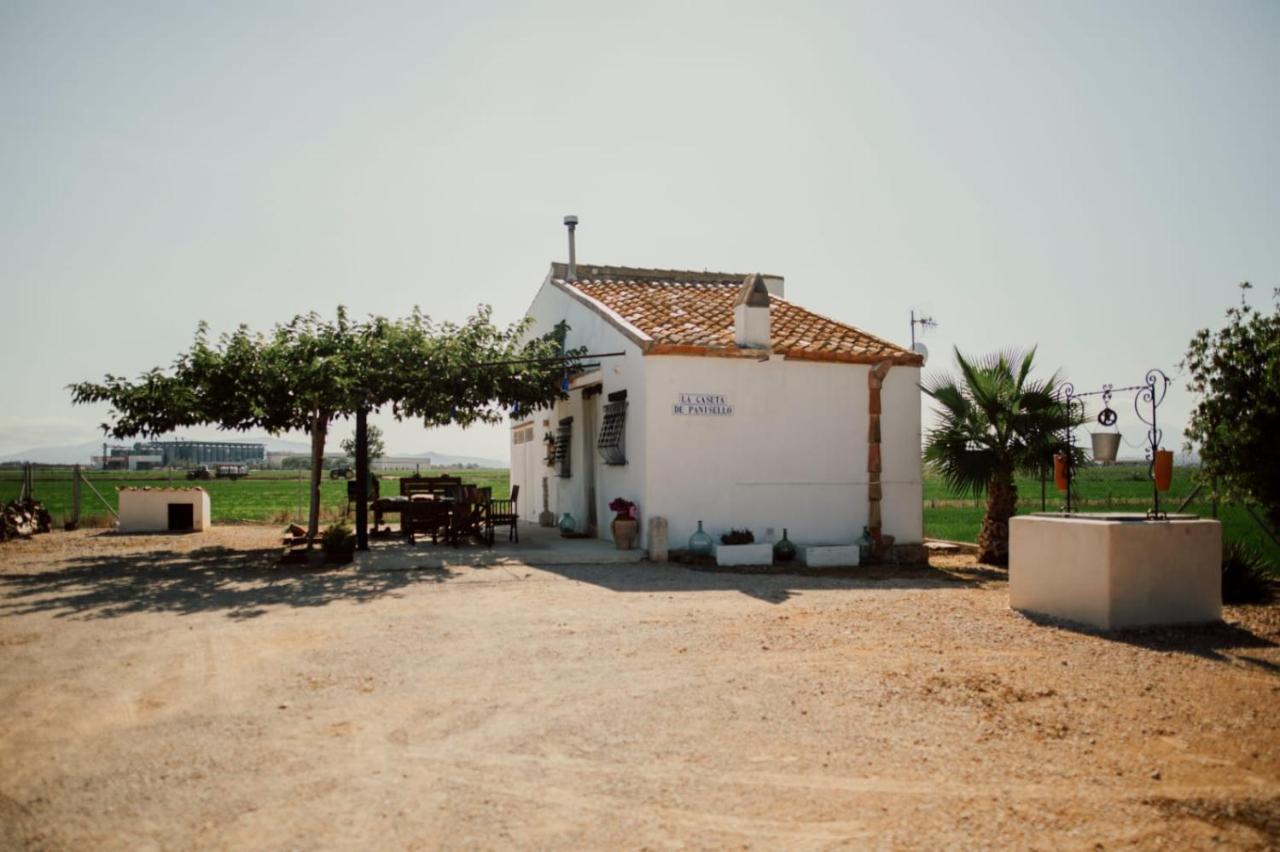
[352,351,626,550]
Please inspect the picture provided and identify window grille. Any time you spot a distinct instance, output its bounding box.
[597,400,627,465]
[555,417,572,478]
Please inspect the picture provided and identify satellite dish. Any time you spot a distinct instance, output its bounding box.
[911,342,929,364]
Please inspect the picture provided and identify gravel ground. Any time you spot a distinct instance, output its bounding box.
[1,526,1278,850]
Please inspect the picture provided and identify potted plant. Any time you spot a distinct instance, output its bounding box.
[320,522,356,565]
[715,528,773,567]
[609,498,638,550]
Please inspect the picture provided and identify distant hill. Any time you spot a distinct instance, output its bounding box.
[395,451,506,469]
[0,440,109,466]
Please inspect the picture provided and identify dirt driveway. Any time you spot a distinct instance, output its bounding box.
[1,527,1278,849]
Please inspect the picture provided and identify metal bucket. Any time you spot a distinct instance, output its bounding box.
[1091,432,1121,464]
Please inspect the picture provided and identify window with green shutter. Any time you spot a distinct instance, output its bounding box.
[597,394,627,465]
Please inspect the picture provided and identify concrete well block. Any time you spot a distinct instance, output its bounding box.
[1009,514,1222,630]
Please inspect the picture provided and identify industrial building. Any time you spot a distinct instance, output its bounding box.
[95,439,265,470]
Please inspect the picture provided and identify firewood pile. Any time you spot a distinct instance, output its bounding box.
[1,499,53,542]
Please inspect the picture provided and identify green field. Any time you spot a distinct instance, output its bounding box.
[922,462,1198,508]
[0,468,510,527]
[4,463,1275,566]
[921,464,1279,566]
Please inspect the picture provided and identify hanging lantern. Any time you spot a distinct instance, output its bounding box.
[1153,450,1174,492]
[1053,452,1069,492]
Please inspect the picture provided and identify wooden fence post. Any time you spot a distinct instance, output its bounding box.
[78,469,118,520]
[70,464,82,530]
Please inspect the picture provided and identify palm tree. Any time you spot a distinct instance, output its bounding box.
[923,347,1074,566]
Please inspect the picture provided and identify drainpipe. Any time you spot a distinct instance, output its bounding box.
[868,360,894,557]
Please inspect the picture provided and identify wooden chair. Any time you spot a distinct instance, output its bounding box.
[447,485,492,547]
[402,499,450,545]
[399,474,461,500]
[487,485,520,543]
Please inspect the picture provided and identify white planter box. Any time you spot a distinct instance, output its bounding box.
[118,488,211,533]
[800,544,861,568]
[714,542,774,567]
[1010,514,1221,630]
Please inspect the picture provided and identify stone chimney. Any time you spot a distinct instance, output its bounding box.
[734,273,772,349]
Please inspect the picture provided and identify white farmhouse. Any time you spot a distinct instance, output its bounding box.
[509,258,924,557]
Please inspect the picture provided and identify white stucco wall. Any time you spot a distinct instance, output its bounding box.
[643,354,922,549]
[510,277,649,539]
[508,420,545,522]
[118,488,211,533]
[879,365,923,544]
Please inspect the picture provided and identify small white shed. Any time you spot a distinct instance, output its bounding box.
[510,260,925,557]
[118,488,211,533]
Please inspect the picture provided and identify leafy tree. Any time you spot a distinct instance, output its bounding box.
[1183,283,1280,532]
[71,306,576,544]
[341,424,385,464]
[923,347,1076,565]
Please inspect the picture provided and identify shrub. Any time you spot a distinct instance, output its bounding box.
[321,522,355,554]
[1184,284,1280,533]
[1222,541,1274,604]
[720,528,755,545]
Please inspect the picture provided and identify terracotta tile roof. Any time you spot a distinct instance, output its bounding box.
[549,263,922,366]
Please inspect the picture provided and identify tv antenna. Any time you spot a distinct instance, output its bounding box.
[909,310,937,363]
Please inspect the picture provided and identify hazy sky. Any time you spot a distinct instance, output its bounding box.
[3,0,1277,460]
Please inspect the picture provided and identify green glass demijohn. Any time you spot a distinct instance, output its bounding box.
[855,525,872,563]
[558,512,577,534]
[773,528,796,563]
[688,520,713,556]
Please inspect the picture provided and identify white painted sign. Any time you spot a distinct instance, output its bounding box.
[673,393,734,416]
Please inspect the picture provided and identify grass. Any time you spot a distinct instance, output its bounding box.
[921,464,1280,569]
[5,463,1275,569]
[922,462,1198,506]
[0,468,510,526]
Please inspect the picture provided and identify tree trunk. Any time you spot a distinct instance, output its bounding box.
[307,413,328,546]
[978,467,1018,566]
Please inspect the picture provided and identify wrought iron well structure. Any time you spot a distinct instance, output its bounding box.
[1058,368,1172,519]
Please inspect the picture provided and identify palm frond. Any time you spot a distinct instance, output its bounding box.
[921,374,972,422]
[1015,346,1037,393]
[928,346,1077,486]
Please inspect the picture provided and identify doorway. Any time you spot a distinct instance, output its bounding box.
[167,503,194,532]
[582,390,599,535]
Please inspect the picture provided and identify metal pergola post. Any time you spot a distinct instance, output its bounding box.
[355,407,369,551]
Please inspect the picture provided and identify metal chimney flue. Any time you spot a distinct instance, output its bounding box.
[563,214,578,282]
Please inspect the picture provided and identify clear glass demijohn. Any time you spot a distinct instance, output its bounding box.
[688,520,713,555]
